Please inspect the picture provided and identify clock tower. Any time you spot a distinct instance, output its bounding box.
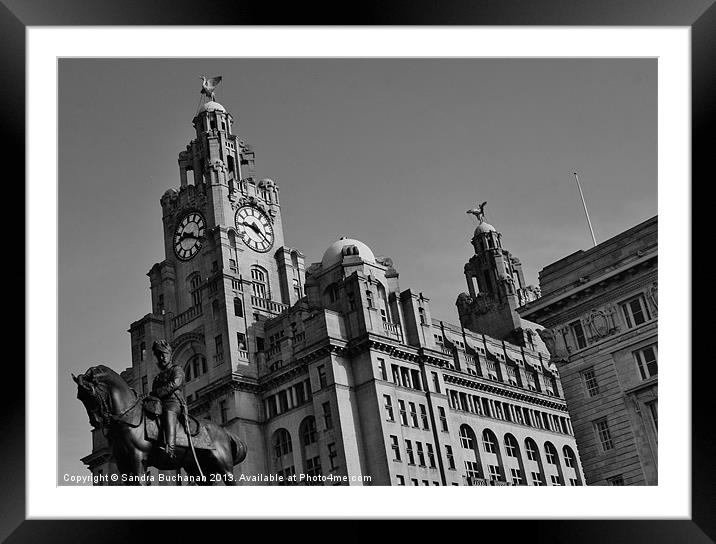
[125,86,306,480]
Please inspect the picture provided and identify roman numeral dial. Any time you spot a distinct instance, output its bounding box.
[235,206,275,253]
[173,211,206,261]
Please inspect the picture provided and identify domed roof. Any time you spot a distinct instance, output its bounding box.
[321,237,376,268]
[198,101,226,114]
[473,221,497,235]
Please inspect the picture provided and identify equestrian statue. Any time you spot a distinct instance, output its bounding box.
[73,340,246,485]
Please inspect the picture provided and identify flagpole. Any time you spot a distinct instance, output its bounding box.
[573,172,597,247]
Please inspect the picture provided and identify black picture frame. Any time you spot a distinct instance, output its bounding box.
[6,0,711,541]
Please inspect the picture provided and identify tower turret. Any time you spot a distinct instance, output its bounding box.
[457,202,541,345]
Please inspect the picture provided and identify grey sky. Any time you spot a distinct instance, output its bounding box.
[58,58,656,480]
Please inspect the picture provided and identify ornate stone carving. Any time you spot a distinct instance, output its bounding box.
[537,328,569,363]
[584,309,612,339]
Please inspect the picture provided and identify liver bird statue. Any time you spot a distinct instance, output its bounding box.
[467,201,488,222]
[200,75,223,101]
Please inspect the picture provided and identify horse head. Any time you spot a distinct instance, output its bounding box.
[73,365,123,429]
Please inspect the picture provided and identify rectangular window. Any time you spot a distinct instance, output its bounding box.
[411,478,419,486]
[488,465,501,482]
[594,418,615,451]
[295,383,306,406]
[570,320,587,349]
[569,478,579,486]
[426,443,436,468]
[214,334,224,363]
[405,440,415,465]
[391,365,401,385]
[390,435,401,461]
[550,474,563,486]
[317,365,328,388]
[306,456,322,483]
[446,445,455,470]
[486,360,499,381]
[383,395,395,421]
[236,332,247,351]
[277,390,289,412]
[465,461,481,484]
[328,443,338,470]
[234,297,243,317]
[526,373,537,391]
[582,368,600,397]
[409,402,419,427]
[634,345,658,380]
[396,475,405,486]
[420,404,430,430]
[620,294,651,328]
[510,468,524,485]
[399,400,408,426]
[377,358,387,381]
[322,401,333,430]
[432,371,441,393]
[607,475,624,486]
[531,472,544,486]
[505,439,517,458]
[416,442,426,466]
[507,366,519,386]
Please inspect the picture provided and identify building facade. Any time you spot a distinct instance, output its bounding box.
[83,94,584,486]
[518,217,658,485]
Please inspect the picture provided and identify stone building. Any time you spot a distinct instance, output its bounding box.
[518,217,657,485]
[83,93,584,486]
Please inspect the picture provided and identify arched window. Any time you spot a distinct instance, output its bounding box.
[185,354,207,383]
[459,424,483,484]
[524,437,546,486]
[504,433,527,485]
[525,438,540,461]
[377,282,390,322]
[324,283,339,304]
[562,445,582,486]
[234,297,243,317]
[273,429,293,458]
[212,299,220,320]
[189,273,202,307]
[544,441,565,485]
[482,429,498,453]
[139,342,146,362]
[504,434,519,457]
[459,425,474,450]
[563,445,576,468]
[251,266,268,299]
[299,416,317,447]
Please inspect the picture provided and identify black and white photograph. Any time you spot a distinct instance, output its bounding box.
[58,57,659,490]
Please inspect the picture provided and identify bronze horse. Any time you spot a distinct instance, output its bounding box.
[73,365,246,485]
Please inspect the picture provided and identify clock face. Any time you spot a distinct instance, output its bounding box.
[235,206,275,253]
[173,211,206,261]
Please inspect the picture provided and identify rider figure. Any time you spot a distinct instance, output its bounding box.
[150,340,185,462]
